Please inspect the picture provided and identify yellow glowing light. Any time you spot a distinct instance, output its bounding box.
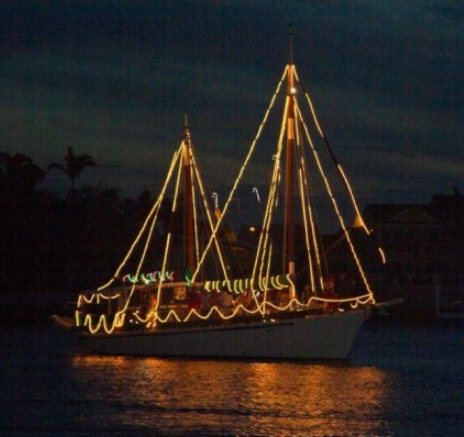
[190,148,201,266]
[79,60,380,335]
[203,274,291,294]
[337,164,370,235]
[260,242,273,312]
[191,66,288,284]
[293,105,323,294]
[294,66,371,237]
[81,284,373,333]
[250,95,289,310]
[190,148,230,281]
[97,146,182,291]
[89,143,187,333]
[296,104,374,302]
[82,312,126,335]
[152,154,184,312]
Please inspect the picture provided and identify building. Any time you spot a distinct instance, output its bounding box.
[363,188,464,307]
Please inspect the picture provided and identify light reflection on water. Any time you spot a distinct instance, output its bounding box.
[68,356,389,436]
[1,324,464,436]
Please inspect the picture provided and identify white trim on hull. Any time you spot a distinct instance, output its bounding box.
[78,310,366,360]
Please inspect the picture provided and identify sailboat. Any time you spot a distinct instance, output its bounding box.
[54,30,379,359]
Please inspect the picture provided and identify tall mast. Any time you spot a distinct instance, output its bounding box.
[182,112,195,273]
[285,24,296,300]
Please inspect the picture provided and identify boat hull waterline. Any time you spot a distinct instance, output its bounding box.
[78,310,366,360]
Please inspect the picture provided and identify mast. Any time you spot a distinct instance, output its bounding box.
[182,112,195,273]
[285,24,296,300]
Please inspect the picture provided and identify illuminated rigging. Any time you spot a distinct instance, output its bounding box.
[76,29,379,335]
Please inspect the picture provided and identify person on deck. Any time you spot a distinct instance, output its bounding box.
[234,292,252,316]
[276,289,290,308]
[219,290,234,316]
[322,274,339,314]
[200,290,212,315]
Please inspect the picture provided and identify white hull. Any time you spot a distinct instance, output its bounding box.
[78,310,367,360]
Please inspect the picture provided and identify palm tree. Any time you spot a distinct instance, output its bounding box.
[0,153,45,294]
[0,152,45,196]
[48,148,97,292]
[48,147,97,196]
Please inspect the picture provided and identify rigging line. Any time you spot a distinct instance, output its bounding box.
[296,105,375,300]
[187,140,201,268]
[260,242,274,313]
[197,195,219,279]
[257,166,278,283]
[189,146,230,282]
[303,156,325,292]
[192,166,229,284]
[126,177,162,313]
[193,169,223,283]
[154,148,185,315]
[98,145,182,291]
[293,67,370,236]
[252,116,287,297]
[191,160,200,268]
[324,229,353,256]
[209,227,222,284]
[300,156,322,292]
[253,96,289,285]
[266,242,273,290]
[107,145,185,331]
[294,108,317,294]
[297,165,316,294]
[255,167,277,279]
[249,105,287,312]
[255,163,282,297]
[294,101,325,291]
[191,65,289,283]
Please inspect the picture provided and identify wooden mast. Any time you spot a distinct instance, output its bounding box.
[285,24,296,300]
[182,112,195,273]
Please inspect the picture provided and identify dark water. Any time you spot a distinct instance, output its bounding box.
[1,322,464,437]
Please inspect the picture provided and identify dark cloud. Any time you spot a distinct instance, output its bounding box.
[1,0,463,212]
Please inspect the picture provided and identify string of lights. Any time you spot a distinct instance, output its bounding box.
[294,67,371,236]
[97,147,182,291]
[296,103,375,301]
[77,61,380,335]
[189,145,230,282]
[293,98,323,294]
[191,66,289,284]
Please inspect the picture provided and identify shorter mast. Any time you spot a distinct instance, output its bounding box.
[182,112,195,273]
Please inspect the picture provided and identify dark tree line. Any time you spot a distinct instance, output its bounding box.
[0,149,167,305]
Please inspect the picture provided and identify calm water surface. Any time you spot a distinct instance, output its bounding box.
[1,322,464,437]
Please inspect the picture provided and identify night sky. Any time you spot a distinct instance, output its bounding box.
[1,1,463,210]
